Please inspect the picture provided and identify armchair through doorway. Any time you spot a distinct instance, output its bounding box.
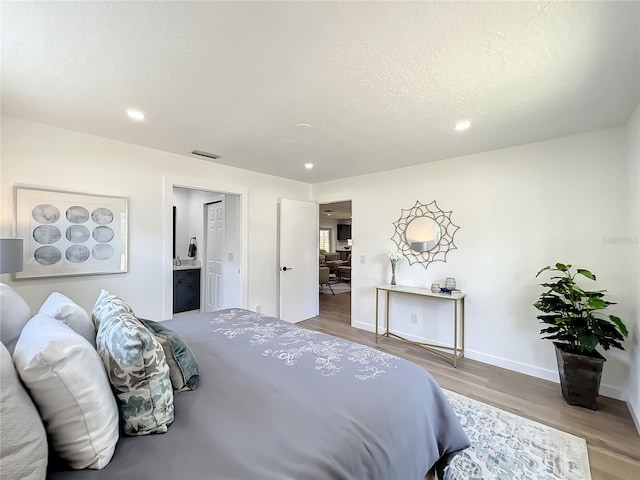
[319,266,334,294]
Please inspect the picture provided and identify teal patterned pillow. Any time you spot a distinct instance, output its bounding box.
[139,319,200,392]
[95,303,174,436]
[92,289,134,332]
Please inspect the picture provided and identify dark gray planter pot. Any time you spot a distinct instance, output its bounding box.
[554,342,605,410]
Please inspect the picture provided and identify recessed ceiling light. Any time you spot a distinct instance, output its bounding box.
[127,109,146,121]
[454,120,471,131]
[305,163,314,169]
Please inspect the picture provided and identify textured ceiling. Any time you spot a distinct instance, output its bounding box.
[2,1,639,183]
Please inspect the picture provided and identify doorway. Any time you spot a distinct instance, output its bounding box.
[318,200,352,325]
[173,187,240,316]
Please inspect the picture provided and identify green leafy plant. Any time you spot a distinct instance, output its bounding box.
[534,263,628,355]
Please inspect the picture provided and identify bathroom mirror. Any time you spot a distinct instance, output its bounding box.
[391,200,460,269]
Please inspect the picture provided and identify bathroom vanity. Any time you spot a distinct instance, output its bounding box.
[173,263,201,314]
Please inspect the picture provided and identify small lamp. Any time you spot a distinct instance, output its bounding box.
[0,239,24,274]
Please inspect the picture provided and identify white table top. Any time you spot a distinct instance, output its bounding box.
[376,284,465,299]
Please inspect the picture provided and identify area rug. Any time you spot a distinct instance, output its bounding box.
[320,282,351,295]
[443,389,591,480]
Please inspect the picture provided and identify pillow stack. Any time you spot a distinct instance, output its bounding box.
[1,285,119,472]
[0,284,199,473]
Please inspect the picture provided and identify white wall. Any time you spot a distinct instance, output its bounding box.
[313,126,636,400]
[625,103,640,431]
[0,116,310,319]
[2,115,636,405]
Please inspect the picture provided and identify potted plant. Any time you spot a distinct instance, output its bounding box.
[534,263,628,410]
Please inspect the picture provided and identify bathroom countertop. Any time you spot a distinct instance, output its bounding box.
[173,260,201,271]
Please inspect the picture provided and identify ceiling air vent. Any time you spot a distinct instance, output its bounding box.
[191,150,221,160]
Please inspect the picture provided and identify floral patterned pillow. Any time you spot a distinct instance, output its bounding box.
[92,289,135,331]
[95,299,174,436]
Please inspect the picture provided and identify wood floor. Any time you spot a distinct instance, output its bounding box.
[308,292,640,480]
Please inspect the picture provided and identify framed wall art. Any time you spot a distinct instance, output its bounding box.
[15,187,128,278]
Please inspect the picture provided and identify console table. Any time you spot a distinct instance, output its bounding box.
[375,285,465,367]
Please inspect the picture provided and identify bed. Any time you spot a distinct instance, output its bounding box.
[47,308,469,479]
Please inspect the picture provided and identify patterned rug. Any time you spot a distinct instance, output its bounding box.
[443,390,591,480]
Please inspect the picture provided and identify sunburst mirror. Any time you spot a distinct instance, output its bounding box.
[391,200,460,269]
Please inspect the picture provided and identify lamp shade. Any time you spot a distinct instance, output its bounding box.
[0,239,24,274]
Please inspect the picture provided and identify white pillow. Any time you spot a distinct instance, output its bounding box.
[0,283,32,355]
[0,341,48,480]
[39,292,95,347]
[13,314,119,470]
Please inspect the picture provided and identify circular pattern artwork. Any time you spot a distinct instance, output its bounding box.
[17,189,127,278]
[91,208,114,225]
[34,246,62,265]
[92,244,114,260]
[33,225,62,244]
[92,226,114,243]
[25,198,121,272]
[66,225,91,243]
[66,206,90,223]
[65,245,90,263]
[32,204,60,224]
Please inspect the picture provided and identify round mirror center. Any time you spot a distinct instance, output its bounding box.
[405,217,441,252]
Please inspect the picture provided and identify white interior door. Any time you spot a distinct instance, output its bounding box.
[279,199,318,323]
[206,198,225,312]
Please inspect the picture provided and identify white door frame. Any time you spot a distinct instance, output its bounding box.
[314,196,354,323]
[162,175,248,320]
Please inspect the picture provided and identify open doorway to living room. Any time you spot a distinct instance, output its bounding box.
[318,201,351,325]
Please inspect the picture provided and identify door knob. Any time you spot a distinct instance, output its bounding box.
[281,266,293,271]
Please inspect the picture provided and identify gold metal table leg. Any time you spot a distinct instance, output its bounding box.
[453,299,458,368]
[385,290,390,337]
[461,297,465,355]
[375,289,379,343]
[373,287,466,368]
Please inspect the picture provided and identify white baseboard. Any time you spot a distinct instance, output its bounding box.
[627,394,640,435]
[353,320,375,333]
[354,321,625,401]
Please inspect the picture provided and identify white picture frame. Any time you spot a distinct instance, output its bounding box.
[15,186,128,278]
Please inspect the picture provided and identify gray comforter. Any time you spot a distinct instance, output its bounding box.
[49,309,469,480]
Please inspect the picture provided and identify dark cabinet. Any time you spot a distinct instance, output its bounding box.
[173,268,201,314]
[337,224,351,240]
